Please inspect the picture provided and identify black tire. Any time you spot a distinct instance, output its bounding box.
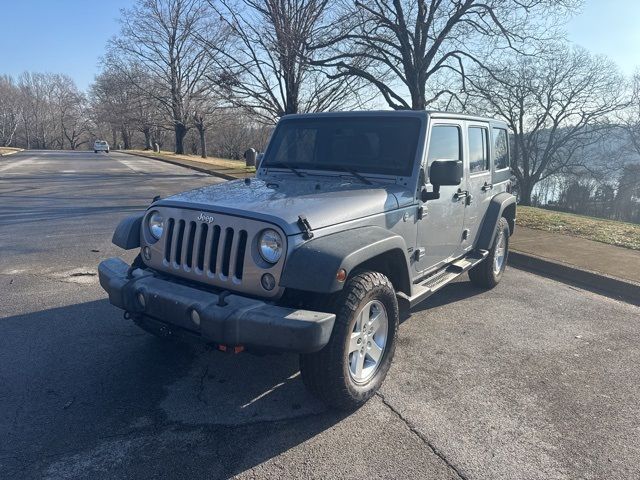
[94,150,97,153]
[469,216,510,289]
[299,271,399,410]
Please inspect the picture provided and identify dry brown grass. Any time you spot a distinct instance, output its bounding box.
[0,147,22,156]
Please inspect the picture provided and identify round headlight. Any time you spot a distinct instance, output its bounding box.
[148,211,164,240]
[258,229,283,264]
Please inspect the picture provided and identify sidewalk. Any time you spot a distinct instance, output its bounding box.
[510,226,640,285]
[510,226,639,305]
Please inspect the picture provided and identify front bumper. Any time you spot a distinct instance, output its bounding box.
[98,258,335,353]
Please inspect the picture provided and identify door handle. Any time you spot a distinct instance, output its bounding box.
[454,189,469,200]
[481,182,493,191]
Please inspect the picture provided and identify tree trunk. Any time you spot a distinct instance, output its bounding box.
[519,179,535,206]
[143,127,152,150]
[23,118,30,149]
[198,125,207,158]
[175,123,187,154]
[121,127,131,150]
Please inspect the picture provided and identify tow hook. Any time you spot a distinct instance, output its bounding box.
[217,291,231,307]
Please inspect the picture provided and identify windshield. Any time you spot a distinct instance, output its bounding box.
[263,116,422,177]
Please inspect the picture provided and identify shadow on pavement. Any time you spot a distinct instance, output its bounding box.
[401,277,486,322]
[0,299,348,479]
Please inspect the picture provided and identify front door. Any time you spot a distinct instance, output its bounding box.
[463,123,493,248]
[415,121,467,273]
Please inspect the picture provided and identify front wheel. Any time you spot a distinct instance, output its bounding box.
[469,216,510,289]
[299,271,399,410]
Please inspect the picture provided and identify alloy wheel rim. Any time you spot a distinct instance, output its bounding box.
[347,300,388,384]
[493,231,506,274]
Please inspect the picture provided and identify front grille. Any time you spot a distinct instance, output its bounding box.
[163,218,249,282]
[143,206,286,298]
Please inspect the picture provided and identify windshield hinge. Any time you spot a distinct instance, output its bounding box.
[297,215,314,240]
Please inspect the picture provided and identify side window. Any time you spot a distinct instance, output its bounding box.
[468,127,489,173]
[427,125,461,164]
[493,128,509,170]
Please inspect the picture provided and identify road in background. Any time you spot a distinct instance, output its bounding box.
[1,151,639,479]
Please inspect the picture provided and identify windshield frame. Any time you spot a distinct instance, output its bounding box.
[259,112,427,186]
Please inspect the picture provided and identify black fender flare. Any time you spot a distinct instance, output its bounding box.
[476,193,517,250]
[280,226,411,295]
[112,213,144,250]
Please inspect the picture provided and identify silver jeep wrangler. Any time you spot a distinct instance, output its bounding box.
[99,111,516,409]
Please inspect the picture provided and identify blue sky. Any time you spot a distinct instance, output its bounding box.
[0,0,131,89]
[0,0,637,91]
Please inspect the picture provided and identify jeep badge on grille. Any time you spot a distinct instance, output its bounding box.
[197,212,215,224]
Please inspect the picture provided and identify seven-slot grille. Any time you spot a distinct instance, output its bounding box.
[163,217,248,282]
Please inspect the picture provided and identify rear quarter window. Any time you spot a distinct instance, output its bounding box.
[493,128,509,170]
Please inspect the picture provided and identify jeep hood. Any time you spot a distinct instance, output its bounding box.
[156,177,413,236]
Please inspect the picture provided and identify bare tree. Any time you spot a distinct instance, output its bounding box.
[50,74,88,150]
[191,95,225,158]
[209,110,271,158]
[313,0,579,111]
[91,65,163,149]
[14,72,88,150]
[620,71,640,158]
[466,46,628,205]
[0,76,21,147]
[107,0,224,153]
[18,72,56,149]
[205,0,366,123]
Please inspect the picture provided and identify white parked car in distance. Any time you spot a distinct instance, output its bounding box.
[94,140,110,153]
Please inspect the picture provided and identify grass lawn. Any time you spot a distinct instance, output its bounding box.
[517,206,640,251]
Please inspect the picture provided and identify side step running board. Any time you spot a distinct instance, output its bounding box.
[398,250,489,309]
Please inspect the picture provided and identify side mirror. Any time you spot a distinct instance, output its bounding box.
[429,160,462,186]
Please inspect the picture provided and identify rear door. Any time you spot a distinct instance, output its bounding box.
[415,121,467,273]
[463,122,493,248]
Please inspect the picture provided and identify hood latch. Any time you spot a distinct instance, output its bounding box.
[297,215,314,240]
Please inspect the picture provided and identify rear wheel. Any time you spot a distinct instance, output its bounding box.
[94,150,98,153]
[299,271,399,410]
[469,216,510,288]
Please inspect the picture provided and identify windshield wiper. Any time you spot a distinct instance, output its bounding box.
[324,164,373,185]
[265,161,304,177]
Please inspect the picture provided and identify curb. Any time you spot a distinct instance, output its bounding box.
[120,151,240,181]
[508,251,640,306]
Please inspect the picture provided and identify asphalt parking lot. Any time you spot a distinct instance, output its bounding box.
[1,151,639,479]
